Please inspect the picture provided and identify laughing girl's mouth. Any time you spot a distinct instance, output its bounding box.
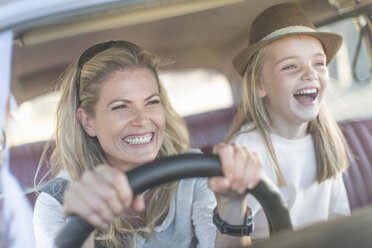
[293,88,318,103]
[124,133,153,145]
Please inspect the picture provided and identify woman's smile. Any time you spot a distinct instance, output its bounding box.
[123,132,153,145]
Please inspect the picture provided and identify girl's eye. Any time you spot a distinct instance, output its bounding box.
[283,64,296,70]
[315,62,325,67]
[112,104,127,110]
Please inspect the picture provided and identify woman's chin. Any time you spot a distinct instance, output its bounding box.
[127,152,158,167]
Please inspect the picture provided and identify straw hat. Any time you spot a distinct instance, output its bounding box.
[232,3,343,76]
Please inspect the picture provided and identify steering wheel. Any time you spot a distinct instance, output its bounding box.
[54,153,293,248]
[249,206,372,248]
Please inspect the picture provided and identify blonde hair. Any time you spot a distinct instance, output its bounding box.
[226,47,349,185]
[38,41,189,247]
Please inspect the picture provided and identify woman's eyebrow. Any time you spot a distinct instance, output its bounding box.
[106,93,160,107]
[106,98,130,107]
[145,93,160,101]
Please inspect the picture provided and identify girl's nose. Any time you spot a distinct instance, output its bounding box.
[302,65,318,81]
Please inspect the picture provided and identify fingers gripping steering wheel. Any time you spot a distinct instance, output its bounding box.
[54,154,293,248]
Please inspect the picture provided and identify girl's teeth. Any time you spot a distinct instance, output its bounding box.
[293,88,318,103]
[295,88,317,95]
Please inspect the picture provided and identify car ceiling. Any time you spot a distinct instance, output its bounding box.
[9,0,372,104]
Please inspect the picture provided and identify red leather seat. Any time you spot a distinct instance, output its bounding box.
[184,108,372,210]
[184,107,236,153]
[339,119,372,209]
[8,107,372,210]
[9,141,51,206]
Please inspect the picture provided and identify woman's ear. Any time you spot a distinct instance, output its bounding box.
[257,79,267,98]
[76,108,96,137]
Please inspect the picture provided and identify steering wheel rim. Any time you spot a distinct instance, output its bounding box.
[54,153,293,248]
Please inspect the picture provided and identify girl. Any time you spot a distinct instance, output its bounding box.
[227,2,350,240]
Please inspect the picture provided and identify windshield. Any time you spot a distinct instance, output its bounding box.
[2,1,372,247]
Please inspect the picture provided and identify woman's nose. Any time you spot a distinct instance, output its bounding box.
[130,109,148,126]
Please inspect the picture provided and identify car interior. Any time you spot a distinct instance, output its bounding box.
[3,0,372,246]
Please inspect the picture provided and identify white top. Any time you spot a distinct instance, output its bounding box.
[33,177,217,248]
[229,124,350,240]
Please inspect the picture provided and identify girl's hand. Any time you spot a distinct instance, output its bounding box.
[63,165,145,229]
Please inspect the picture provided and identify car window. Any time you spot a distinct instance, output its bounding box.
[10,13,372,146]
[160,69,233,116]
[3,1,372,248]
[9,68,233,146]
[322,14,372,121]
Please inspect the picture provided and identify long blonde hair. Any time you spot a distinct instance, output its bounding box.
[226,46,349,185]
[38,41,189,247]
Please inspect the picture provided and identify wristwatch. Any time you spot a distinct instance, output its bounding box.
[213,206,253,236]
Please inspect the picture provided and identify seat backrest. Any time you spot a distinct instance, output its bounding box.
[9,140,51,206]
[339,119,372,210]
[7,107,372,211]
[184,107,236,153]
[184,108,372,210]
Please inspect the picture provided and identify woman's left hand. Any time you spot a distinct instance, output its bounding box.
[208,143,262,196]
[208,144,262,248]
[209,143,262,247]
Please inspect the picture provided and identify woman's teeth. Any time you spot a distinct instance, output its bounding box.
[124,134,152,145]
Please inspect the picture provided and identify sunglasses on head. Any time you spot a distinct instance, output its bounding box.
[75,40,141,103]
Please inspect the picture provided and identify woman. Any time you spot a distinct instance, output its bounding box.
[33,40,262,248]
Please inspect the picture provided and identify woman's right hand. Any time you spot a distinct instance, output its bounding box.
[63,165,145,229]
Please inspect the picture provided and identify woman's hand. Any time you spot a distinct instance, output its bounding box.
[63,165,145,229]
[208,143,262,197]
[208,143,263,247]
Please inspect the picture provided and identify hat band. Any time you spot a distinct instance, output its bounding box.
[261,26,316,41]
